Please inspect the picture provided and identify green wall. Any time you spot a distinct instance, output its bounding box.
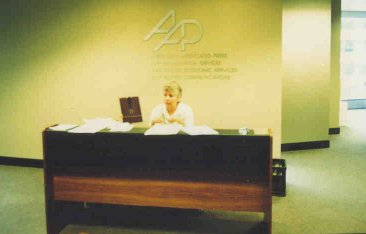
[0,0,283,159]
[282,0,332,143]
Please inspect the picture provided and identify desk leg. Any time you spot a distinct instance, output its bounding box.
[264,210,272,234]
[45,200,71,234]
[44,175,74,233]
[46,200,89,234]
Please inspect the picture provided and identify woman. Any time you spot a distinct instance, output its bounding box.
[150,81,194,127]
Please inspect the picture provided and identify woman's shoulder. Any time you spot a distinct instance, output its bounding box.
[178,102,193,111]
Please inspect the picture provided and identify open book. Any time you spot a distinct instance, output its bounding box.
[182,126,219,135]
[68,118,133,133]
[144,123,182,135]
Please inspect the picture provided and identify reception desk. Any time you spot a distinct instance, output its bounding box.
[43,128,272,234]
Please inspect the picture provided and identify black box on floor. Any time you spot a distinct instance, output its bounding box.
[272,159,286,197]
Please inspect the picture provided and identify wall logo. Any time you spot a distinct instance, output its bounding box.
[144,10,203,51]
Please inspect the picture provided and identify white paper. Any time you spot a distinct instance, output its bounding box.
[108,122,134,132]
[68,123,106,133]
[49,124,78,131]
[67,118,135,133]
[144,123,182,135]
[182,125,219,135]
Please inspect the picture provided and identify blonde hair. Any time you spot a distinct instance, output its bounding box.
[163,81,182,99]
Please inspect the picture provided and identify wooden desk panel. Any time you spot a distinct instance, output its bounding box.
[54,175,270,212]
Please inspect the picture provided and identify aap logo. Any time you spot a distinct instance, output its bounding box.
[144,10,203,52]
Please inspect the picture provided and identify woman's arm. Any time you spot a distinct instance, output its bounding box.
[167,117,184,125]
[151,118,164,126]
[150,104,164,126]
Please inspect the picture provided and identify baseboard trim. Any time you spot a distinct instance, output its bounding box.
[281,140,330,152]
[329,128,340,135]
[0,156,43,168]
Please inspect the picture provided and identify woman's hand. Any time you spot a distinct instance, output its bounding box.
[167,117,184,126]
[151,118,164,126]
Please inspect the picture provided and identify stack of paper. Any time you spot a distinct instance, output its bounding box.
[144,123,182,135]
[108,122,134,132]
[49,124,78,131]
[68,118,134,133]
[68,123,107,133]
[182,126,219,135]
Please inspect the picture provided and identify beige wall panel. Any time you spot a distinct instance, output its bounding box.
[282,0,331,143]
[0,0,282,159]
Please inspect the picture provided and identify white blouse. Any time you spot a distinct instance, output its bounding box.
[149,102,194,127]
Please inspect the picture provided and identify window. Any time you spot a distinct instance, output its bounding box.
[341,1,366,99]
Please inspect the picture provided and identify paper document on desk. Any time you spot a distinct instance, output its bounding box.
[49,124,78,131]
[108,122,134,132]
[144,123,182,135]
[68,118,124,133]
[182,126,219,135]
[68,123,106,133]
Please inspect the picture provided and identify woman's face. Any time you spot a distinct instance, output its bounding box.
[163,90,179,108]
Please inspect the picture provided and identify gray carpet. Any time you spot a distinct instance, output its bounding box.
[1,110,366,234]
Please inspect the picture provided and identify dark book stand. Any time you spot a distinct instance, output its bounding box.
[119,97,142,123]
